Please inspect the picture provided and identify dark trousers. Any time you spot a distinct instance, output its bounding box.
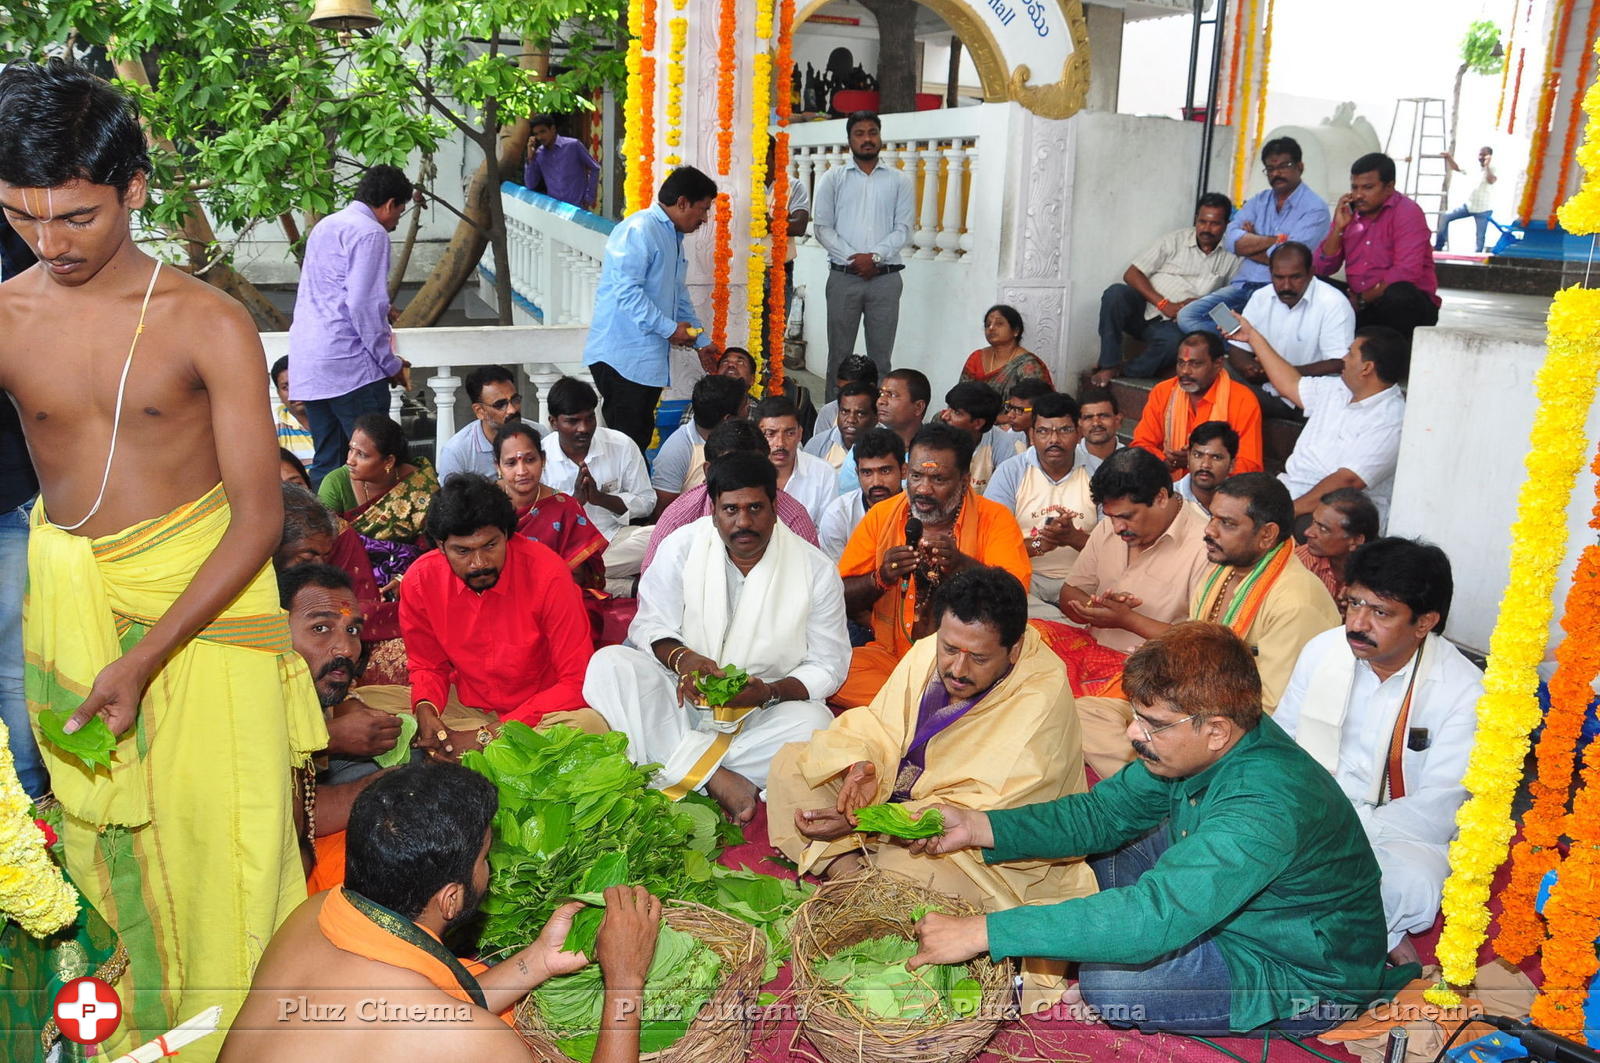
[302,378,392,488]
[1324,279,1439,339]
[590,361,663,453]
[1098,283,1185,376]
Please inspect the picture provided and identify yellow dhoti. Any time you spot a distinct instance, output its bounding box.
[24,484,327,1061]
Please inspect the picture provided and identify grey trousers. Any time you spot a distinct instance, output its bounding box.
[825,268,903,390]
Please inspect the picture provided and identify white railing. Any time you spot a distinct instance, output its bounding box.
[490,184,614,325]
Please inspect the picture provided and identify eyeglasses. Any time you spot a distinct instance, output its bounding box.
[1339,595,1400,622]
[1134,711,1200,742]
[1262,162,1297,175]
[1032,425,1076,438]
[1004,403,1032,415]
[482,394,523,411]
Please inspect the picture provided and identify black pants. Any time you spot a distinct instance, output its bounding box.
[1324,279,1439,337]
[589,361,662,453]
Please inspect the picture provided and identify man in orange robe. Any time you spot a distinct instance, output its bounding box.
[1131,331,1264,480]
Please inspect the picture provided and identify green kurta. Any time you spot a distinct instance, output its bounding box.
[984,716,1412,1032]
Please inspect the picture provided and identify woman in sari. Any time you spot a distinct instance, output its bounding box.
[959,304,1054,394]
[316,412,438,589]
[494,422,606,591]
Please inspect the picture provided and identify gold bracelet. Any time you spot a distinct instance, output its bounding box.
[668,646,689,674]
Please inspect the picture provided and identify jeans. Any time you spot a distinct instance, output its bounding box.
[590,361,664,453]
[1,499,46,798]
[1177,281,1267,336]
[1097,284,1184,375]
[1434,205,1492,252]
[302,378,393,488]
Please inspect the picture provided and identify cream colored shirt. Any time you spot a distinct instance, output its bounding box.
[1129,227,1241,321]
[1066,500,1212,653]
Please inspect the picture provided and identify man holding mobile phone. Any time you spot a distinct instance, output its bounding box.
[1314,153,1439,338]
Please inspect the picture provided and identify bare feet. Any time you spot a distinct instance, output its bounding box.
[1388,938,1421,966]
[705,767,760,826]
[819,850,866,880]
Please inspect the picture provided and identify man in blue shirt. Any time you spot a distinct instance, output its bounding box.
[583,166,719,452]
[1179,137,1330,338]
[522,114,601,210]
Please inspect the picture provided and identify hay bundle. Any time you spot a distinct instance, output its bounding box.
[514,900,765,1063]
[791,867,1015,1063]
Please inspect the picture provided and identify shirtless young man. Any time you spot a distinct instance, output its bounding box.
[0,60,324,1057]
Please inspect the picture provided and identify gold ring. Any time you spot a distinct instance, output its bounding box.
[436,729,448,742]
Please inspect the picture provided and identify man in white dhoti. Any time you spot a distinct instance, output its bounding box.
[584,451,848,822]
[1273,537,1480,962]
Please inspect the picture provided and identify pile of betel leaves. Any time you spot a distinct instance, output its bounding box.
[813,934,983,1022]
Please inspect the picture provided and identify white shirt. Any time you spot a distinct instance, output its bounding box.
[649,420,707,493]
[1280,377,1406,529]
[1074,440,1122,477]
[1275,627,1481,849]
[435,417,544,485]
[541,426,654,540]
[818,490,867,561]
[1172,473,1210,515]
[632,521,851,701]
[781,450,844,524]
[813,158,915,266]
[984,426,1029,471]
[1231,278,1355,397]
[768,178,813,263]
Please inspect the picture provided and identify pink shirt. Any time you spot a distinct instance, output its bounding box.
[640,484,819,572]
[1313,192,1439,308]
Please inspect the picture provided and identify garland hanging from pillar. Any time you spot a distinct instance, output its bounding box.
[1228,0,1262,206]
[622,0,646,213]
[765,0,797,394]
[710,0,738,345]
[1518,0,1576,225]
[1249,0,1277,179]
[663,1,688,169]
[1549,3,1600,226]
[744,0,775,366]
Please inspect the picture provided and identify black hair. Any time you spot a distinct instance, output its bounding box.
[1075,384,1118,415]
[1031,392,1078,423]
[354,164,414,209]
[854,425,906,465]
[279,448,311,490]
[547,376,599,418]
[943,381,1003,434]
[0,59,151,195]
[846,110,881,136]
[930,566,1028,648]
[691,373,748,430]
[884,368,931,408]
[1187,420,1239,459]
[1344,537,1454,630]
[703,419,767,462]
[835,354,879,386]
[271,355,291,382]
[1212,472,1294,545]
[1179,330,1226,361]
[1354,325,1408,384]
[753,395,801,424]
[837,381,880,406]
[1195,192,1234,220]
[1351,152,1397,184]
[1089,446,1171,506]
[465,365,516,405]
[983,304,1025,341]
[530,113,557,129]
[910,421,976,475]
[1319,486,1380,543]
[345,763,498,921]
[1008,378,1055,403]
[721,346,757,376]
[1271,240,1314,273]
[705,450,778,502]
[658,165,718,206]
[279,482,336,558]
[277,560,353,611]
[1259,136,1303,165]
[424,472,517,542]
[352,413,408,463]
[492,421,543,463]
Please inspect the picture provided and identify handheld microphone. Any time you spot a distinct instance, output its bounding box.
[905,517,923,549]
[1479,1015,1600,1063]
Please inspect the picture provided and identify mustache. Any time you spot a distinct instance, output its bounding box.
[1346,631,1376,647]
[318,656,358,680]
[465,567,500,582]
[1131,739,1160,763]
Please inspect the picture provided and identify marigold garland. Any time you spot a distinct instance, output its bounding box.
[1518,0,1575,226]
[1230,0,1261,207]
[1560,70,1600,234]
[638,54,657,213]
[662,13,687,168]
[765,0,797,395]
[1249,0,1276,172]
[1497,0,1529,128]
[1551,10,1600,227]
[1222,0,1245,127]
[1426,286,1600,1007]
[746,47,772,365]
[1509,48,1527,134]
[622,0,645,218]
[710,0,739,346]
[0,719,79,938]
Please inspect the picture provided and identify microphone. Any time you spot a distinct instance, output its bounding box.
[1478,1015,1600,1063]
[905,517,923,549]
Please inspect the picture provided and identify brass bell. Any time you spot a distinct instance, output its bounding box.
[308,0,382,32]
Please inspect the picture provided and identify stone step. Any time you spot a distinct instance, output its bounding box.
[1108,377,1299,477]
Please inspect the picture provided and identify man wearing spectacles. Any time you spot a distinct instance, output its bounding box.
[906,623,1409,1035]
[1274,538,1480,965]
[436,365,543,484]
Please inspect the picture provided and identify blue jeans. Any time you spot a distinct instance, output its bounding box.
[1434,205,1492,252]
[302,379,392,487]
[1,499,46,798]
[1177,281,1266,337]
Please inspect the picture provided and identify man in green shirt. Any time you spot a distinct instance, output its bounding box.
[907,622,1413,1034]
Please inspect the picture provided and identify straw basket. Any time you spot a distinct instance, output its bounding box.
[791,868,1015,1063]
[514,900,765,1063]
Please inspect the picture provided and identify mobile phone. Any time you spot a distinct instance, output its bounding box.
[1208,304,1242,335]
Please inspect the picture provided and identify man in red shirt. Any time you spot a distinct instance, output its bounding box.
[401,474,593,756]
[1314,152,1439,338]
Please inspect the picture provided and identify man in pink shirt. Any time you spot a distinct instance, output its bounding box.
[1313,152,1439,339]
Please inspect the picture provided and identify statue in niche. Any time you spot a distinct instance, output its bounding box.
[821,46,878,115]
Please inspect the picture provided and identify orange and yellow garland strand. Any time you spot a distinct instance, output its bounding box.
[1518,0,1575,226]
[1549,3,1600,226]
[663,2,688,169]
[745,0,775,367]
[710,0,738,346]
[765,0,797,394]
[1249,0,1277,173]
[622,0,646,214]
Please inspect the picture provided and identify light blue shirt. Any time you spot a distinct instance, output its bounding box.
[1224,181,1331,286]
[435,417,544,485]
[583,203,709,387]
[983,447,1076,512]
[813,159,915,267]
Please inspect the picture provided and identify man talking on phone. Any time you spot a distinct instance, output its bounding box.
[1314,153,1439,339]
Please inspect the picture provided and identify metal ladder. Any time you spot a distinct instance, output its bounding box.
[1384,97,1449,229]
[1184,0,1230,205]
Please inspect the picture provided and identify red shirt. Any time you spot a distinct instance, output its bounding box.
[400,533,593,724]
[1312,192,1439,307]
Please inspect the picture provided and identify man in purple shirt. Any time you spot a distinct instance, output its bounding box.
[288,164,413,485]
[1313,152,1439,339]
[523,114,600,210]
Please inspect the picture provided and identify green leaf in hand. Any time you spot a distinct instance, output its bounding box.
[373,712,418,769]
[853,803,945,839]
[37,707,116,771]
[694,665,750,707]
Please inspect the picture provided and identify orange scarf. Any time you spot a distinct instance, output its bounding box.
[1164,371,1235,459]
[866,489,987,658]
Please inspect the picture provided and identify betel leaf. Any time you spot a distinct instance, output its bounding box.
[812,935,976,1023]
[854,803,945,839]
[36,707,117,771]
[372,712,418,769]
[693,665,750,707]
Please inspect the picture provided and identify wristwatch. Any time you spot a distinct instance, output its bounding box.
[475,725,496,749]
[870,252,882,264]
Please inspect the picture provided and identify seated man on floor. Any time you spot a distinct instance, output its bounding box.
[436,365,541,483]
[907,622,1409,1036]
[223,763,664,1063]
[769,566,1097,1007]
[1073,385,1123,475]
[1314,152,1440,337]
[1130,331,1264,480]
[756,394,840,524]
[819,426,906,561]
[1091,193,1239,386]
[401,474,595,757]
[1274,538,1480,963]
[642,418,819,571]
[876,367,930,451]
[1227,319,1407,528]
[805,380,879,493]
[938,380,1005,491]
[1296,487,1379,604]
[584,452,847,822]
[541,376,655,596]
[650,372,748,516]
[1222,241,1352,420]
[835,422,1031,708]
[813,353,879,435]
[984,392,1098,617]
[1173,420,1237,516]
